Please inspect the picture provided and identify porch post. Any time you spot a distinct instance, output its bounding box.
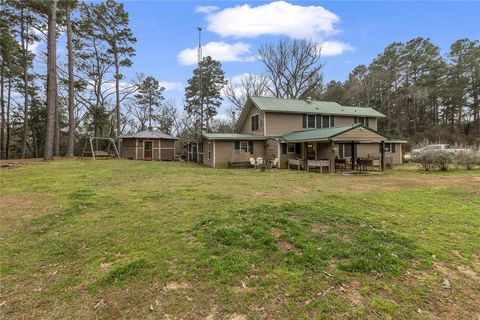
[351,140,355,169]
[381,141,385,171]
[330,140,335,173]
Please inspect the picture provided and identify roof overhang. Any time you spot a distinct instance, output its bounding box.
[202,133,268,141]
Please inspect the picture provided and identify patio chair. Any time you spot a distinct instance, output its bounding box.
[249,157,256,169]
[256,157,264,165]
[271,157,279,169]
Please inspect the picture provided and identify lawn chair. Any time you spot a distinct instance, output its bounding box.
[249,157,257,169]
[256,157,264,165]
[271,157,279,169]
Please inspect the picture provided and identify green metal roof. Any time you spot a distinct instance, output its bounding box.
[250,96,386,118]
[202,133,267,141]
[280,124,361,142]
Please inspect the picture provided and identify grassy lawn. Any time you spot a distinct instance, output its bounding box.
[1,159,479,319]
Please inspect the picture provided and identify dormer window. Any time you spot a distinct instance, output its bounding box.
[251,114,259,131]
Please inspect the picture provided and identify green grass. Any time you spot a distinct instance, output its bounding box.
[0,159,479,319]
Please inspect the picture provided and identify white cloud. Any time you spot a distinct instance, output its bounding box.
[319,41,354,56]
[204,1,340,40]
[158,81,184,92]
[195,5,219,13]
[177,41,254,66]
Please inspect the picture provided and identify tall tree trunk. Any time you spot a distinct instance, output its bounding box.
[65,3,75,157]
[1,63,4,160]
[54,99,60,156]
[114,51,121,137]
[6,78,11,159]
[44,0,57,160]
[21,6,30,159]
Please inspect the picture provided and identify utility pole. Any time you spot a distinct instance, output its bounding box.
[197,27,203,163]
[197,27,203,135]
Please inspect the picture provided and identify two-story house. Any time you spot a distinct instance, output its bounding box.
[200,96,405,169]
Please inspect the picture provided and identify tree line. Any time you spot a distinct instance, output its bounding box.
[1,0,478,161]
[0,0,181,160]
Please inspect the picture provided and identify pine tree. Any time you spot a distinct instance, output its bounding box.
[97,0,136,137]
[184,56,226,133]
[134,76,165,130]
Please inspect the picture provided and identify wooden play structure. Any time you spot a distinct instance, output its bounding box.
[81,137,120,160]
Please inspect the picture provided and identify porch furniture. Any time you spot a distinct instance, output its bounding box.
[249,157,256,169]
[306,159,331,173]
[334,158,347,173]
[372,159,381,171]
[288,158,304,170]
[256,157,264,165]
[271,158,279,169]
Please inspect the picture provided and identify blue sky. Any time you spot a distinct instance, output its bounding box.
[117,1,480,115]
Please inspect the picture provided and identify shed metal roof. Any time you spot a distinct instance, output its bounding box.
[118,130,178,140]
[250,96,386,118]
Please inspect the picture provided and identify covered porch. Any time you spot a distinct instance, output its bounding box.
[280,124,387,173]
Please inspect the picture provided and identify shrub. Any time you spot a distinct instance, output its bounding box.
[435,150,454,171]
[455,150,480,170]
[413,149,454,171]
[413,149,437,171]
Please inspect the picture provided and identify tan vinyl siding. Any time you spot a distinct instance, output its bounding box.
[332,127,384,143]
[368,118,377,131]
[335,116,354,126]
[265,113,303,136]
[357,143,381,159]
[386,143,402,165]
[240,104,264,135]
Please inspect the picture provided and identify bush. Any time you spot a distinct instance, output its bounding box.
[413,149,437,171]
[413,149,454,171]
[435,150,454,171]
[454,150,480,170]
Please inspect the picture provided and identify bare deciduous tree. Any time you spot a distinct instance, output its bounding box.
[224,73,269,111]
[259,39,324,99]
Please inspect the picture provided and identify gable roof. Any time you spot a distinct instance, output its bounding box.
[250,96,386,118]
[202,133,268,141]
[236,96,386,131]
[280,124,387,142]
[118,130,178,140]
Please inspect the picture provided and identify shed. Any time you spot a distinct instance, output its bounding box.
[117,129,178,160]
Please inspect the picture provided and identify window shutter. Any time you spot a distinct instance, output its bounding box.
[281,143,287,154]
[365,117,369,128]
[391,143,396,153]
[249,141,254,154]
[316,115,322,128]
[379,143,383,153]
[354,116,358,124]
[251,117,254,131]
[302,114,307,128]
[330,116,335,127]
[339,144,344,158]
[234,141,240,150]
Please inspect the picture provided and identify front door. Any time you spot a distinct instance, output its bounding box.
[144,141,153,160]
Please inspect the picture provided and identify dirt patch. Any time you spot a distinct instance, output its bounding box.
[340,280,363,307]
[163,282,192,290]
[311,223,332,233]
[228,313,247,320]
[270,227,282,239]
[277,241,300,253]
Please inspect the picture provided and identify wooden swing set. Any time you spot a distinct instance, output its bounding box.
[81,137,120,160]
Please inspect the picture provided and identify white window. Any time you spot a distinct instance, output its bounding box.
[287,143,296,154]
[251,114,259,131]
[307,114,316,128]
[240,141,248,153]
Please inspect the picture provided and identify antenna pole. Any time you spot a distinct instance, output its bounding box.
[197,27,203,135]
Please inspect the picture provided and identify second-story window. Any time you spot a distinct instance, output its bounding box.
[354,116,369,127]
[251,114,259,131]
[322,115,330,128]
